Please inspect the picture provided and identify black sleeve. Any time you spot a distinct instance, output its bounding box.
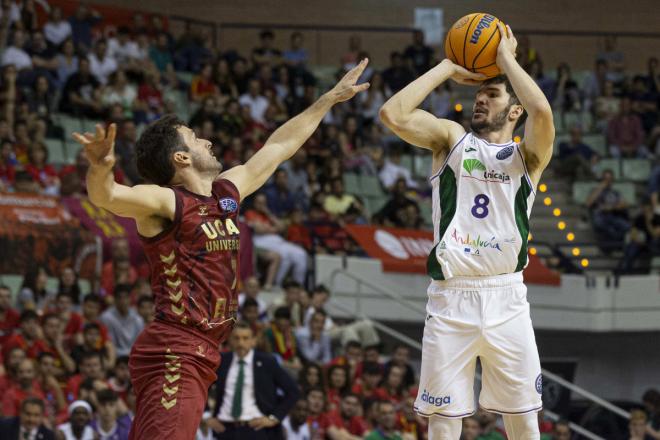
[269,357,301,421]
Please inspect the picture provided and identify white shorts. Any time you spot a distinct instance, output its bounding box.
[414,272,543,418]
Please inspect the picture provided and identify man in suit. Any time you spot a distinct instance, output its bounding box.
[210,321,300,440]
[0,397,56,440]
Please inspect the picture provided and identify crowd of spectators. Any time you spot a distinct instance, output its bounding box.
[0,1,657,439]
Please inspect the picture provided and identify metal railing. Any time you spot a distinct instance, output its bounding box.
[326,268,632,430]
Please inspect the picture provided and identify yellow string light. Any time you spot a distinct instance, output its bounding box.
[553,208,561,217]
[557,221,566,230]
[566,232,575,241]
[529,247,537,255]
[543,197,552,206]
[455,104,463,112]
[514,135,521,143]
[572,247,580,256]
[580,258,589,267]
[539,184,547,193]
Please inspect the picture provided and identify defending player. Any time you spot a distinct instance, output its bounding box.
[380,24,554,440]
[73,60,371,440]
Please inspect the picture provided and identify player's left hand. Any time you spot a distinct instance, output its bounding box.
[249,416,279,430]
[328,58,371,103]
[496,22,517,67]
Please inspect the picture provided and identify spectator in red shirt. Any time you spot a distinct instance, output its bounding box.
[0,347,26,395]
[40,313,76,375]
[0,284,20,347]
[383,345,416,390]
[352,361,383,400]
[325,392,369,439]
[1,358,46,417]
[79,294,110,345]
[298,362,325,393]
[326,364,351,411]
[57,267,83,307]
[329,340,364,381]
[135,67,165,124]
[100,238,138,297]
[0,141,16,191]
[264,306,303,374]
[24,142,60,195]
[3,310,49,360]
[66,351,105,402]
[35,352,67,424]
[607,97,649,158]
[190,62,218,103]
[374,365,407,405]
[54,293,83,344]
[397,395,427,440]
[107,355,131,405]
[306,386,329,439]
[70,322,116,372]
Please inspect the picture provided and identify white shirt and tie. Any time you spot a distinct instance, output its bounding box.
[217,349,264,422]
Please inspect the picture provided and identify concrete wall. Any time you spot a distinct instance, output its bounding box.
[91,0,660,70]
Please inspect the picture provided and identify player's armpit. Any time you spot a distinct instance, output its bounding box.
[379,107,464,153]
[520,110,555,184]
[97,183,176,222]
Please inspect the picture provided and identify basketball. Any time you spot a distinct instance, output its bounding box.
[445,12,505,78]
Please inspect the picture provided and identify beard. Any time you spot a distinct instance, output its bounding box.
[191,149,223,174]
[470,105,511,135]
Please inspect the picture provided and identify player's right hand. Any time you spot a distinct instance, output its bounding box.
[443,59,487,86]
[73,123,117,169]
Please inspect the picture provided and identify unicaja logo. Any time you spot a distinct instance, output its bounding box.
[420,389,451,407]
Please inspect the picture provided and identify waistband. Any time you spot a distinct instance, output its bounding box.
[430,272,523,290]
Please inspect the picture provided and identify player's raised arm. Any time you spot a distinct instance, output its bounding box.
[379,59,484,152]
[73,124,175,222]
[495,23,555,183]
[220,59,371,200]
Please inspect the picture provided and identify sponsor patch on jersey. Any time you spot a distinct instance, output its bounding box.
[496,145,514,160]
[219,198,238,213]
[535,374,543,394]
[420,389,451,407]
[465,146,477,153]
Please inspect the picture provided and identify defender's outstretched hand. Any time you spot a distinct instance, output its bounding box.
[72,123,117,169]
[328,58,371,103]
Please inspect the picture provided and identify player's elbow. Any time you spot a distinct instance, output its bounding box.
[379,104,407,131]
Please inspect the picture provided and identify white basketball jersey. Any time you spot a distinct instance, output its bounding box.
[427,132,536,279]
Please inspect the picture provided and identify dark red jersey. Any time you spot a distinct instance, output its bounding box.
[141,179,241,344]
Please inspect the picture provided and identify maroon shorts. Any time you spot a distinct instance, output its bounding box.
[128,320,221,440]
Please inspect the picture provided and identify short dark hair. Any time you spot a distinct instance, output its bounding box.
[480,75,520,106]
[41,313,59,325]
[20,310,39,323]
[96,389,118,404]
[362,361,382,376]
[37,351,55,362]
[260,30,274,40]
[313,285,329,295]
[345,340,362,351]
[282,280,302,290]
[83,293,102,304]
[81,351,102,364]
[241,297,259,310]
[137,295,154,307]
[274,306,291,320]
[83,322,101,333]
[135,115,188,185]
[21,397,44,412]
[114,284,132,298]
[306,386,325,397]
[233,320,253,333]
[115,355,130,367]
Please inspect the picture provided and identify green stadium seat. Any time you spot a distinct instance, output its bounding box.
[55,114,82,137]
[572,182,598,204]
[612,182,636,205]
[414,154,432,178]
[0,274,22,302]
[343,173,359,192]
[80,119,103,134]
[365,195,388,214]
[651,257,660,274]
[419,202,432,226]
[400,155,414,174]
[593,158,621,179]
[583,134,607,156]
[621,159,651,182]
[359,175,385,197]
[44,138,67,165]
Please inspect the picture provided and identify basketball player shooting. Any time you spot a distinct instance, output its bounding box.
[380,24,554,440]
[73,59,370,440]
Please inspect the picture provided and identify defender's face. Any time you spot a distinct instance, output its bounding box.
[177,126,222,174]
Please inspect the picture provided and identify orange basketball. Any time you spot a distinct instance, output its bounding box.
[444,12,504,78]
